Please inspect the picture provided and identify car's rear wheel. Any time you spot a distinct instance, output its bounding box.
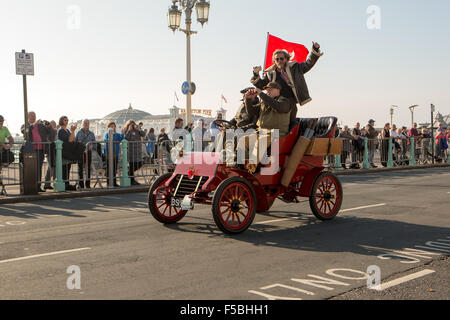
[309,172,342,220]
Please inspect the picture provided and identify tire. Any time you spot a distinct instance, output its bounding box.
[212,177,257,234]
[148,173,187,224]
[309,172,343,221]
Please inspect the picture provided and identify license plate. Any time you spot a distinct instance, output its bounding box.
[171,198,181,207]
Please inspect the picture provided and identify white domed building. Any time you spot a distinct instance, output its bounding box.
[78,103,225,140]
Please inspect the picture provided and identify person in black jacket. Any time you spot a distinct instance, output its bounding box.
[251,42,323,126]
[57,116,78,191]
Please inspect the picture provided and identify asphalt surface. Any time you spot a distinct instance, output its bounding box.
[0,167,449,300]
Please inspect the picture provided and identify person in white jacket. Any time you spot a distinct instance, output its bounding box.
[193,119,210,152]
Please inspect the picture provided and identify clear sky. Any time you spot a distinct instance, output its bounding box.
[1,0,449,134]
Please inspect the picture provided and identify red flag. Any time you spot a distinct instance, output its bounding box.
[221,94,228,104]
[265,34,309,70]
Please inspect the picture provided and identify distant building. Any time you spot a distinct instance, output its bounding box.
[74,103,226,140]
[434,112,449,129]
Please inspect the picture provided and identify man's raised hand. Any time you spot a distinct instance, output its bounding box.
[253,66,262,74]
[312,41,320,50]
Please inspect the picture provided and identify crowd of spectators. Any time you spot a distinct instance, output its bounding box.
[337,119,450,169]
[1,112,449,193]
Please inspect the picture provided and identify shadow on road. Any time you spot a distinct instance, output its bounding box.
[165,214,450,257]
[0,194,148,219]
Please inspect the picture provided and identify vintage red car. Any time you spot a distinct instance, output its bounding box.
[148,117,343,234]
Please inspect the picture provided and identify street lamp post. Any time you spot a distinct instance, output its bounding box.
[409,105,419,127]
[390,105,398,127]
[431,104,435,164]
[167,0,210,125]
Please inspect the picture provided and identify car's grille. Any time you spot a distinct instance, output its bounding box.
[172,175,209,199]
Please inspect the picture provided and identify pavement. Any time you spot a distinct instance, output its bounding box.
[0,167,449,300]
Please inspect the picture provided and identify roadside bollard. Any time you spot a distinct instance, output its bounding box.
[334,154,343,171]
[120,139,131,187]
[363,137,371,169]
[54,140,65,192]
[387,138,394,167]
[409,137,416,166]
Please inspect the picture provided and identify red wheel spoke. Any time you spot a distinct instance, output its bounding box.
[319,201,325,212]
[157,202,166,209]
[238,210,247,219]
[327,202,332,213]
[225,211,232,222]
[162,205,168,215]
[231,213,235,226]
[223,193,233,203]
[236,213,242,225]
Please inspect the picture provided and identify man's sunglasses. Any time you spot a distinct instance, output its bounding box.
[275,57,286,62]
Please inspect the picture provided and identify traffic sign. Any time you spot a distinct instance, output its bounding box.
[182,81,196,95]
[15,52,34,76]
[189,82,196,95]
[182,81,190,95]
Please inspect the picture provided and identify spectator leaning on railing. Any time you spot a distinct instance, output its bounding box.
[0,115,15,177]
[157,128,173,166]
[123,120,145,186]
[146,128,156,164]
[390,124,403,162]
[57,116,78,191]
[365,119,378,168]
[103,122,123,187]
[20,112,53,192]
[44,120,58,190]
[380,123,391,167]
[76,119,96,189]
[435,128,448,162]
[350,122,363,169]
[339,125,354,169]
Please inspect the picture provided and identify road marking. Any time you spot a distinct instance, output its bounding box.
[0,248,91,264]
[257,218,292,225]
[371,269,435,291]
[255,203,387,225]
[340,203,386,212]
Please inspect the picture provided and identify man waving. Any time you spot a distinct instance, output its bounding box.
[251,42,323,125]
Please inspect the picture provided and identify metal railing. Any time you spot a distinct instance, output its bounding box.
[1,134,448,196]
[328,137,449,169]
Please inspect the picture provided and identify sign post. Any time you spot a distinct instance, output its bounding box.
[15,49,34,141]
[431,104,435,164]
[16,49,38,195]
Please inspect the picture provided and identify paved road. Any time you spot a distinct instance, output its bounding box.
[0,167,449,300]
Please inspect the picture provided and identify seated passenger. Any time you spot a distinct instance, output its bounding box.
[236,82,294,172]
[229,87,260,130]
[245,82,293,138]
